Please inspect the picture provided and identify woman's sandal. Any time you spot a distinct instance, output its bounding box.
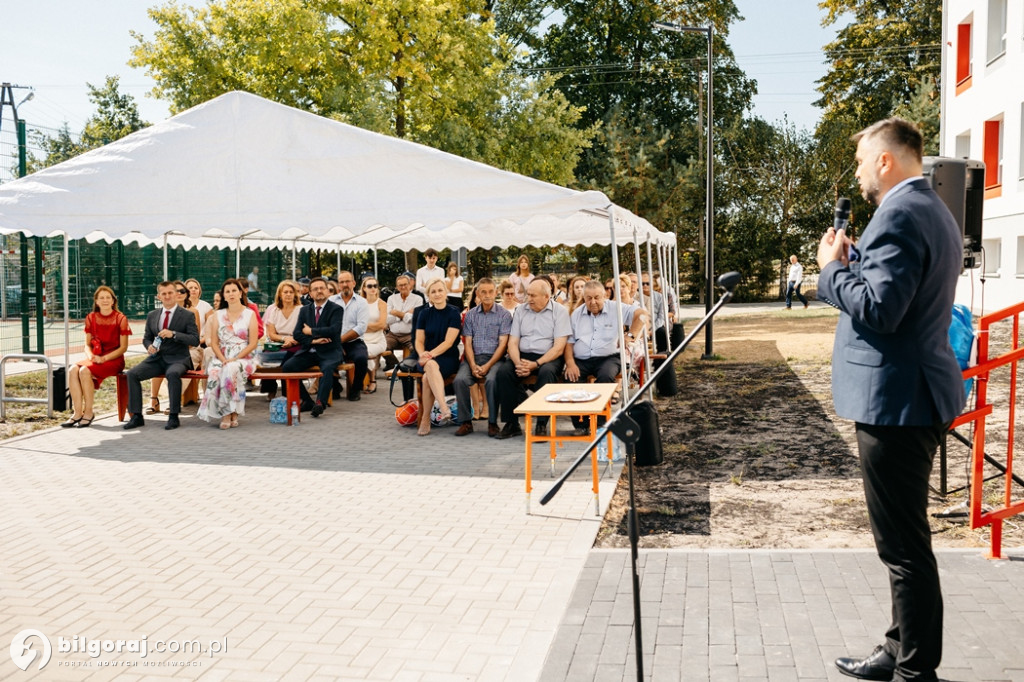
[61,416,83,428]
[363,381,377,394]
[219,417,232,430]
[77,414,95,428]
[145,397,160,415]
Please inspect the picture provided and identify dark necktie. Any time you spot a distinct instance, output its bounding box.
[162,310,171,330]
[315,306,322,325]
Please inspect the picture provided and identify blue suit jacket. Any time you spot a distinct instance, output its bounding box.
[817,178,966,426]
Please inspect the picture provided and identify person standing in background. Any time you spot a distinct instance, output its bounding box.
[785,255,809,309]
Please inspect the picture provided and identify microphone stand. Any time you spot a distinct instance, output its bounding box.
[540,271,741,682]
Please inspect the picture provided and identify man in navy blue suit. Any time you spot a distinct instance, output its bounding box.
[818,118,966,682]
[281,277,344,417]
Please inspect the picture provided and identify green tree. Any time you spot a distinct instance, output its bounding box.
[130,0,592,184]
[816,0,941,137]
[25,76,149,174]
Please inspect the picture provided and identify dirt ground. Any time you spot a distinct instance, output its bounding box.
[597,308,1024,551]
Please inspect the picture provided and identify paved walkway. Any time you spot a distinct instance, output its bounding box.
[540,549,1024,682]
[0,395,622,681]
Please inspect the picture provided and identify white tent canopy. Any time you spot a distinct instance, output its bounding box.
[0,91,673,250]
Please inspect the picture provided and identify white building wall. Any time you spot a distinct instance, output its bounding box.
[942,0,1024,313]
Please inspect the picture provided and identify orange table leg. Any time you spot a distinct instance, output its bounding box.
[525,414,533,514]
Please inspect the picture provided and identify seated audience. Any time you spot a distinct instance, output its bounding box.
[123,281,200,431]
[564,280,648,432]
[413,279,463,436]
[452,278,512,438]
[498,279,519,316]
[384,274,423,370]
[281,277,344,417]
[63,286,131,428]
[198,279,259,429]
[494,279,571,439]
[328,270,369,402]
[360,276,388,394]
[260,280,301,400]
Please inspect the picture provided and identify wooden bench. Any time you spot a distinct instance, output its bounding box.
[116,368,322,425]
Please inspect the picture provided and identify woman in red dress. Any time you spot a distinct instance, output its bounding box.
[62,286,131,428]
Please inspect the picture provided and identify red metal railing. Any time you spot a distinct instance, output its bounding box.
[951,300,1024,559]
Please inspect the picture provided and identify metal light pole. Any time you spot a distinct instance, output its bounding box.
[653,22,715,357]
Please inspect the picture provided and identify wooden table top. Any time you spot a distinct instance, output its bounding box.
[513,383,618,416]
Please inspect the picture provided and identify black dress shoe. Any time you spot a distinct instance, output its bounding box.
[311,402,325,418]
[347,392,361,402]
[836,646,896,681]
[300,400,314,412]
[165,414,181,430]
[123,414,145,430]
[498,422,523,440]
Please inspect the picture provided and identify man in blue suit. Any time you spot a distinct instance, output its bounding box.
[817,118,966,682]
[281,277,344,417]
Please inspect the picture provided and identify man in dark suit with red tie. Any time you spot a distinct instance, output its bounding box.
[281,277,344,417]
[124,281,200,430]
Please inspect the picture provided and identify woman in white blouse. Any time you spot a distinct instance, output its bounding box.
[360,276,388,394]
[260,280,301,401]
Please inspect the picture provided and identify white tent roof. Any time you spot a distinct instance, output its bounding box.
[0,91,672,249]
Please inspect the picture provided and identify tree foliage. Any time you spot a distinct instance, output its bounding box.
[130,0,592,185]
[25,76,149,174]
[815,0,941,139]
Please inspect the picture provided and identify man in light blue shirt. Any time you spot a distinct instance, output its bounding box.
[495,279,571,438]
[329,270,369,401]
[453,278,512,438]
[565,280,648,431]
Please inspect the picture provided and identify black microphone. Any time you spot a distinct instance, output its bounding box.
[834,197,851,233]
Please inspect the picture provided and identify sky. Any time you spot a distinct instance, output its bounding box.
[0,0,840,144]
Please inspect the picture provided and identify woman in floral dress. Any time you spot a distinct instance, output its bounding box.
[198,279,259,429]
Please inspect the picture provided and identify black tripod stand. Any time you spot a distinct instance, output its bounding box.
[541,271,741,681]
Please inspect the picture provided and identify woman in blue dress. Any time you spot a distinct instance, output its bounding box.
[414,278,462,435]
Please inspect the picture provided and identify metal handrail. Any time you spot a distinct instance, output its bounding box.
[0,353,54,419]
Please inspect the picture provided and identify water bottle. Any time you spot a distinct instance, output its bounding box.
[291,401,299,424]
[152,337,162,351]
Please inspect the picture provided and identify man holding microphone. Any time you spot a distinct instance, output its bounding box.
[817,118,965,682]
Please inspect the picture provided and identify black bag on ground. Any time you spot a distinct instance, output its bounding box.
[388,356,420,407]
[652,324,678,397]
[628,400,663,467]
[51,366,68,412]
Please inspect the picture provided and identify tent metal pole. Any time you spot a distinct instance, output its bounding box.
[291,241,297,280]
[373,249,379,279]
[608,208,629,405]
[63,233,70,372]
[235,238,241,278]
[336,249,341,276]
[632,229,652,400]
[162,234,168,280]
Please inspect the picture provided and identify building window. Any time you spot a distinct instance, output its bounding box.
[987,0,1007,64]
[983,118,1003,197]
[1020,103,1024,180]
[983,238,1001,276]
[956,21,973,94]
[1017,237,1024,276]
[955,131,971,159]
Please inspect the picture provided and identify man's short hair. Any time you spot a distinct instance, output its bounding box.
[309,276,329,287]
[583,280,604,294]
[475,277,495,288]
[337,270,353,281]
[852,117,924,163]
[396,274,412,286]
[531,277,552,295]
[423,248,439,258]
[157,280,175,290]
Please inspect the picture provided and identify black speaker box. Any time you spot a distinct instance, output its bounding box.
[629,400,664,467]
[922,156,985,253]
